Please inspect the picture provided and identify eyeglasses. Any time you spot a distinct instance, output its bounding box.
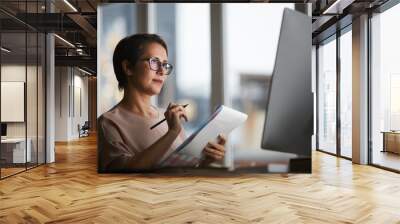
[142,57,173,75]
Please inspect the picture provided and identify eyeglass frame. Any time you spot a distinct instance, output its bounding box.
[140,56,173,75]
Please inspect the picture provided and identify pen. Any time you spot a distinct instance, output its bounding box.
[150,104,189,130]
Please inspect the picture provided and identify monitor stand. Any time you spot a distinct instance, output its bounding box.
[289,157,311,173]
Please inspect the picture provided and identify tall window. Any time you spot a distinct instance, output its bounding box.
[223,3,294,150]
[318,36,337,154]
[153,3,211,135]
[371,3,400,171]
[176,4,211,134]
[0,1,46,179]
[98,3,136,116]
[339,28,352,158]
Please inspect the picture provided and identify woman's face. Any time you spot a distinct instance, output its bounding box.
[127,42,169,95]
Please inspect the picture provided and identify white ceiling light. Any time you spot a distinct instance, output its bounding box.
[323,0,354,15]
[78,67,93,76]
[1,47,11,53]
[63,0,78,12]
[76,48,85,55]
[54,34,75,48]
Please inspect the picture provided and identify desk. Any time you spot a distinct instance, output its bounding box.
[381,131,400,154]
[1,138,31,163]
[101,157,311,174]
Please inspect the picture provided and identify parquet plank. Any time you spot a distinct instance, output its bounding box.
[0,135,400,223]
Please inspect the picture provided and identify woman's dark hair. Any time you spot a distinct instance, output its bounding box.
[112,33,168,90]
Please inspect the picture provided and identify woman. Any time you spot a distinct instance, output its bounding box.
[98,34,226,172]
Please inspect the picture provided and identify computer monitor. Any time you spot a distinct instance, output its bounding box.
[1,123,7,137]
[261,8,313,157]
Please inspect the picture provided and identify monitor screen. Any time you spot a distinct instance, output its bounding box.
[261,8,313,157]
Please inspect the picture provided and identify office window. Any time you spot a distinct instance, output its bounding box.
[153,3,211,135]
[318,36,337,154]
[0,1,46,179]
[339,28,352,158]
[1,32,28,178]
[371,4,400,171]
[98,3,136,116]
[223,3,294,150]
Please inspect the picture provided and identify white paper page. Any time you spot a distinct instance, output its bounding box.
[160,105,247,166]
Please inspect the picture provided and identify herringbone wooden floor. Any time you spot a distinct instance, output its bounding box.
[1,135,400,224]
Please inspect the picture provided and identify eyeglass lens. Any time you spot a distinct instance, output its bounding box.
[149,58,172,75]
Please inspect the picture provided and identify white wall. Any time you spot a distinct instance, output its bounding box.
[72,72,89,138]
[1,65,38,138]
[1,65,26,130]
[55,67,69,141]
[55,67,89,141]
[1,64,46,163]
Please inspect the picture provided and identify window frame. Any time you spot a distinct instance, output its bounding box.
[315,24,353,161]
[368,0,400,173]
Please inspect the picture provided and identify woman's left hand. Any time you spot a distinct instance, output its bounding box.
[202,134,226,163]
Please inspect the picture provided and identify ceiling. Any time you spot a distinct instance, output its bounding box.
[0,0,394,74]
[0,0,100,74]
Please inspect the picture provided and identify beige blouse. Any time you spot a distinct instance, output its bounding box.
[97,104,185,172]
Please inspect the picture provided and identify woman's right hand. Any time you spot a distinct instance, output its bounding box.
[164,103,188,135]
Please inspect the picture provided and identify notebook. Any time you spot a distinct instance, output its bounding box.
[159,105,248,167]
